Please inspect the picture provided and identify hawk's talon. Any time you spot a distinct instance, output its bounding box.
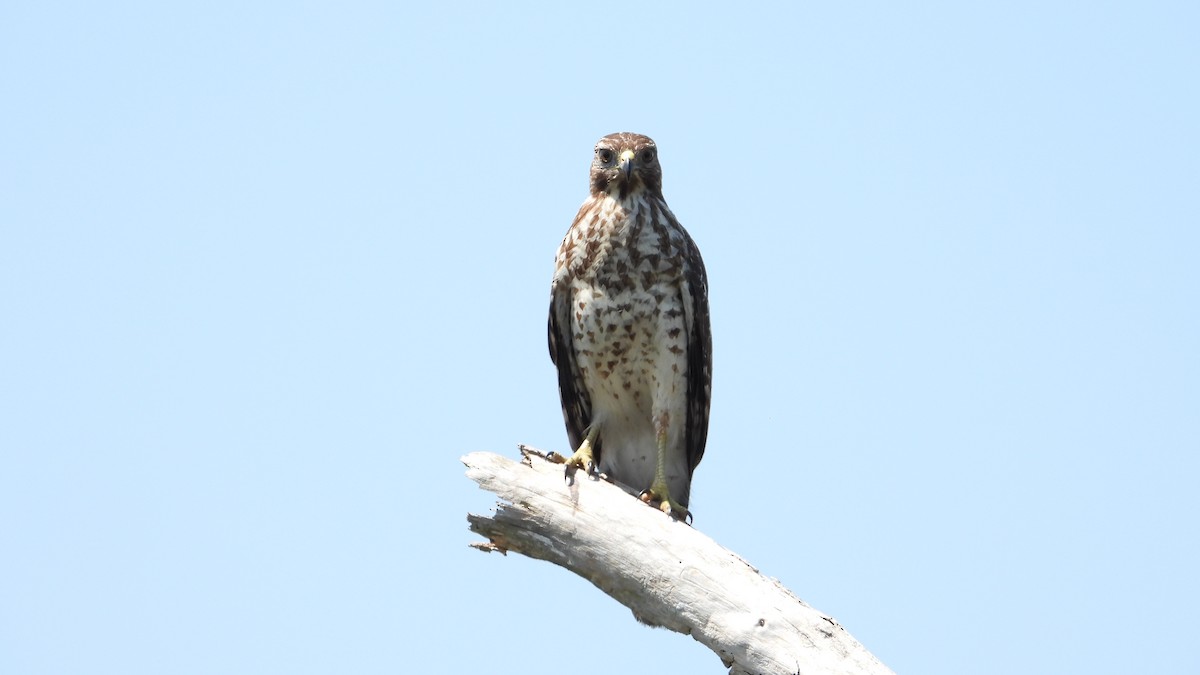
[563,462,598,486]
[638,486,691,523]
[562,439,598,485]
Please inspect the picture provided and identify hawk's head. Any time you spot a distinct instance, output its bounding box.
[590,132,662,200]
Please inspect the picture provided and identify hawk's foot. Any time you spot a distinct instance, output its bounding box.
[562,439,598,485]
[638,482,691,524]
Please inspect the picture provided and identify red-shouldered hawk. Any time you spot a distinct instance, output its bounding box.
[549,132,711,520]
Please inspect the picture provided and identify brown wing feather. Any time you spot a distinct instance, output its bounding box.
[548,285,597,459]
[683,233,712,476]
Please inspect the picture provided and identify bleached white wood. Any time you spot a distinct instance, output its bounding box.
[464,446,895,675]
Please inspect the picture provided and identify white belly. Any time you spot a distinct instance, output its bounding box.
[570,280,691,496]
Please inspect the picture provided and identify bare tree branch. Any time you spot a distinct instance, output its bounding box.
[464,446,895,675]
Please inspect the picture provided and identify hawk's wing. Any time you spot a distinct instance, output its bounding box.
[682,233,712,476]
[548,282,595,457]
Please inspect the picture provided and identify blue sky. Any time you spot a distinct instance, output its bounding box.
[3,2,1197,673]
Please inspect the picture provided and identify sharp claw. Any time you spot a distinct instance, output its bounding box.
[563,453,597,486]
[561,436,598,485]
[637,487,690,522]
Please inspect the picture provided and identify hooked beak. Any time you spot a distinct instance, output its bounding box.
[619,149,635,180]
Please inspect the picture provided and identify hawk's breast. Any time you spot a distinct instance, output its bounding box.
[555,194,692,483]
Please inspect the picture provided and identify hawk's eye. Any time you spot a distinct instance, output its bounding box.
[597,149,615,164]
[640,149,655,163]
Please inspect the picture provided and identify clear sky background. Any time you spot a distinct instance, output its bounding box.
[3,2,1197,673]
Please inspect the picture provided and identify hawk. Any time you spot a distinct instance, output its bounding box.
[549,132,712,519]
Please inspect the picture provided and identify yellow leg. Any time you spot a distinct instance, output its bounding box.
[639,415,690,521]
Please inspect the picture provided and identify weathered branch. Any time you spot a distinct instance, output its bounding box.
[463,446,895,675]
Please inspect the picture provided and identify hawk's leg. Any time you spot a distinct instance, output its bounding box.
[639,413,690,521]
[563,425,600,482]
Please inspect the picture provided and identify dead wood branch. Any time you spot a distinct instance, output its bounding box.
[464,446,894,675]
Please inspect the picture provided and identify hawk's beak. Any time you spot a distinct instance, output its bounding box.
[619,149,635,179]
